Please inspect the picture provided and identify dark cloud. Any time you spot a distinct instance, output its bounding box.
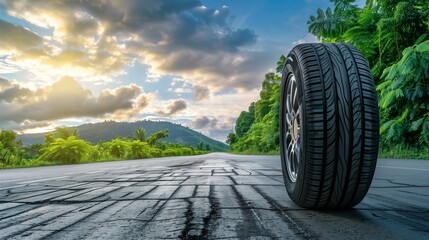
[0,19,42,51]
[193,85,210,101]
[1,0,267,90]
[13,120,52,132]
[0,83,32,103]
[0,76,145,123]
[191,116,233,142]
[0,77,12,89]
[192,116,218,129]
[157,99,187,116]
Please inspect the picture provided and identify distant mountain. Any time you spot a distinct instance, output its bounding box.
[18,120,229,151]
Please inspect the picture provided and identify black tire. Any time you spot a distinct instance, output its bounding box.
[279,43,379,209]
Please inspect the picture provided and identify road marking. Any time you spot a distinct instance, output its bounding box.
[378,166,429,171]
[87,170,103,174]
[20,176,67,184]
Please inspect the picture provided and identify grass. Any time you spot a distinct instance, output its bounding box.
[378,144,429,160]
[230,144,429,160]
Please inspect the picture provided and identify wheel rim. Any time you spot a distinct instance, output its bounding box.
[284,74,302,183]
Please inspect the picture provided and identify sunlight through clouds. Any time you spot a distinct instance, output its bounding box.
[0,0,330,141]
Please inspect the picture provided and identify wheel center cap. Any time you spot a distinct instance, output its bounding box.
[292,118,299,140]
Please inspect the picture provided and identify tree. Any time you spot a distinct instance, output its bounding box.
[196,141,204,150]
[307,0,359,42]
[377,37,429,145]
[55,127,79,139]
[226,132,237,145]
[305,0,429,148]
[147,129,169,145]
[134,128,146,142]
[104,138,130,158]
[235,103,255,137]
[128,141,152,159]
[0,130,18,165]
[205,144,211,151]
[308,0,429,81]
[0,130,17,154]
[44,132,55,145]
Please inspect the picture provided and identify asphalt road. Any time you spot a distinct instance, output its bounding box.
[0,153,428,239]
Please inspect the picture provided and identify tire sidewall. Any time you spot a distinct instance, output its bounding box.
[280,50,306,202]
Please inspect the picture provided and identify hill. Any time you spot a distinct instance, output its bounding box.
[18,120,229,152]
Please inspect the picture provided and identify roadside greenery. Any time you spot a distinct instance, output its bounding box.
[228,0,429,159]
[0,127,207,169]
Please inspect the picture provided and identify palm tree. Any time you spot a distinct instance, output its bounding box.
[55,127,79,139]
[134,128,146,142]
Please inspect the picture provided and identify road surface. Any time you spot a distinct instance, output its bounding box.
[0,153,428,239]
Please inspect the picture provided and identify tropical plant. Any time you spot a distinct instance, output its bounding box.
[37,136,92,164]
[377,36,429,145]
[307,0,359,42]
[55,127,79,139]
[147,129,169,145]
[134,128,146,142]
[235,103,255,138]
[128,140,153,159]
[229,58,283,153]
[104,138,130,158]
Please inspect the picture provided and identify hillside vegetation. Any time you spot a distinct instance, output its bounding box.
[19,120,228,152]
[0,122,227,168]
[228,0,429,159]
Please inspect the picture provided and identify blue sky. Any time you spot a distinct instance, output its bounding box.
[0,0,345,141]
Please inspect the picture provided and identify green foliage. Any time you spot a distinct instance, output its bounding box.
[19,120,228,152]
[55,127,78,139]
[134,128,146,142]
[226,132,238,145]
[0,130,18,164]
[37,136,92,164]
[377,38,429,145]
[309,0,429,81]
[235,103,256,137]
[44,132,55,145]
[196,141,204,150]
[128,141,153,159]
[379,143,429,160]
[103,138,130,159]
[308,1,359,42]
[229,67,282,153]
[0,129,17,154]
[147,129,169,145]
[231,1,429,154]
[1,126,208,168]
[88,146,101,161]
[304,0,429,150]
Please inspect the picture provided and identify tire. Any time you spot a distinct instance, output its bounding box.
[279,43,379,209]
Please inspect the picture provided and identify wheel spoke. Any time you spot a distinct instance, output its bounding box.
[286,112,293,126]
[293,86,298,110]
[283,74,301,183]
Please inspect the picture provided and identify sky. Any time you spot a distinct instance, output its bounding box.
[0,0,343,142]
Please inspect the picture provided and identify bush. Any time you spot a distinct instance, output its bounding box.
[37,137,92,164]
[162,149,179,157]
[88,147,101,161]
[103,139,130,159]
[127,141,153,159]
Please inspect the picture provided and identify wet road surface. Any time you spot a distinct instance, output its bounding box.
[0,153,428,239]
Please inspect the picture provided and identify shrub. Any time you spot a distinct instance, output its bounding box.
[37,137,91,164]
